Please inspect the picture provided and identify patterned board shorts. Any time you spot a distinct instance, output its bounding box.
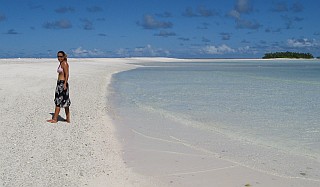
[54,80,71,108]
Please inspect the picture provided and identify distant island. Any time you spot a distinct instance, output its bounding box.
[262,51,314,59]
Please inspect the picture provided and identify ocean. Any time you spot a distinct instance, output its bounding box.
[109,59,320,181]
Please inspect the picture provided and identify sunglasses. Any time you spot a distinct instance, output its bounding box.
[57,56,64,58]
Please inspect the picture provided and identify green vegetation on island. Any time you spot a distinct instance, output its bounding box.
[262,51,314,59]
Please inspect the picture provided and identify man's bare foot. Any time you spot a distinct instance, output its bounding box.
[66,118,70,123]
[47,119,58,123]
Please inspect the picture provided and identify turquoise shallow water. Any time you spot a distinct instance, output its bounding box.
[110,59,320,180]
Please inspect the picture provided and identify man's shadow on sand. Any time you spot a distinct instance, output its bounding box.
[49,113,68,122]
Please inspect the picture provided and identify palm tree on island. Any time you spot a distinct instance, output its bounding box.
[262,51,314,59]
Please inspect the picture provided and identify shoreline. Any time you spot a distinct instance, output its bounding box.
[1,58,319,187]
[109,58,320,187]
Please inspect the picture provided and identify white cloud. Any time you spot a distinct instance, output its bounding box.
[227,10,241,20]
[287,38,319,47]
[201,44,258,55]
[154,30,176,37]
[71,47,104,57]
[137,14,172,29]
[133,44,170,56]
[115,45,170,57]
[227,0,261,30]
[238,46,250,52]
[202,44,235,54]
[43,19,72,29]
[116,48,130,57]
[80,18,94,30]
[227,0,253,19]
[235,0,253,14]
[236,19,261,30]
[220,32,231,40]
[238,46,258,54]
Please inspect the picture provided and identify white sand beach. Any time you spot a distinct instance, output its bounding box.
[0,58,161,186]
[0,58,319,187]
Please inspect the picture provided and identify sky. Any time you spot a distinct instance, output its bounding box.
[0,0,320,58]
